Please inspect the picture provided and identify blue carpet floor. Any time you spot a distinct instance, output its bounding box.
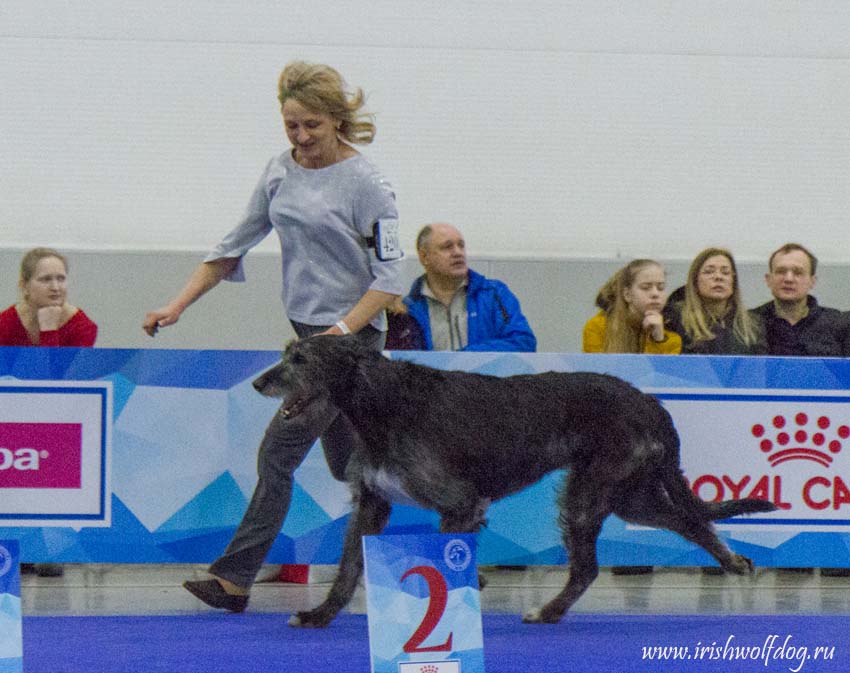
[23,612,846,672]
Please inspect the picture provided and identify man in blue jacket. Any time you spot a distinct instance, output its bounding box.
[403,223,536,352]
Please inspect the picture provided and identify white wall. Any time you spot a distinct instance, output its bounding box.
[2,1,848,261]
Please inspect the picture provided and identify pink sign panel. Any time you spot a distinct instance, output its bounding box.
[0,422,82,488]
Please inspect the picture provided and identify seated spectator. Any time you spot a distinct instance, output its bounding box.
[1,247,98,579]
[664,247,767,355]
[665,249,765,576]
[405,222,535,572]
[752,242,850,357]
[404,223,536,352]
[753,242,850,576]
[0,247,97,347]
[582,258,679,576]
[583,259,681,355]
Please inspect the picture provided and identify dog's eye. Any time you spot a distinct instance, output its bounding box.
[289,352,306,365]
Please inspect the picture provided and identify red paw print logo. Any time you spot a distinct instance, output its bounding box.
[420,667,439,673]
[752,413,850,468]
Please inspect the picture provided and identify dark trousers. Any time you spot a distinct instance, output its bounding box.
[208,323,383,588]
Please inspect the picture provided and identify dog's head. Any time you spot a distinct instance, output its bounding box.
[252,334,378,419]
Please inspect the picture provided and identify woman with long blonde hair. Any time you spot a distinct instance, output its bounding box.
[581,258,680,576]
[665,248,765,354]
[583,259,681,354]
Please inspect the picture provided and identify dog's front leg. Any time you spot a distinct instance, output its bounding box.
[289,485,391,628]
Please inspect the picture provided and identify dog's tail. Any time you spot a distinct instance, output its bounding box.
[663,465,777,522]
[703,497,777,521]
[654,406,778,521]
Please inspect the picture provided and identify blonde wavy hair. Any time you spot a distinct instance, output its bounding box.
[277,61,376,145]
[679,247,759,347]
[597,259,664,353]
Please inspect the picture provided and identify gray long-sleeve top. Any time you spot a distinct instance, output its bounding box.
[206,151,404,331]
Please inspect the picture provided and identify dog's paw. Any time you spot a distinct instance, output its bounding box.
[288,610,332,628]
[522,608,543,623]
[522,607,562,624]
[725,554,755,575]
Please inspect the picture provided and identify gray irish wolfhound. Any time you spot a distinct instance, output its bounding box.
[253,335,776,627]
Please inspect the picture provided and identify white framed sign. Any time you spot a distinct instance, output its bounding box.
[0,382,112,527]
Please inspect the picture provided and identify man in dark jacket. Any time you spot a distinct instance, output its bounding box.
[752,243,850,357]
[402,223,536,352]
[753,243,850,577]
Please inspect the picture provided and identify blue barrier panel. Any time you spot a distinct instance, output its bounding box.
[2,347,850,568]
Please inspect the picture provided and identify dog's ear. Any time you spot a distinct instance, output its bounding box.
[320,334,367,358]
[281,338,300,358]
[336,335,369,368]
[351,344,392,399]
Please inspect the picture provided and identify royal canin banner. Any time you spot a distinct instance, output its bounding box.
[0,382,112,527]
[659,389,850,530]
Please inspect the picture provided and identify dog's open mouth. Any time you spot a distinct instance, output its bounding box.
[280,394,314,419]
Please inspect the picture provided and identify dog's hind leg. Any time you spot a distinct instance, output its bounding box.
[613,478,754,575]
[523,472,610,624]
[289,484,391,628]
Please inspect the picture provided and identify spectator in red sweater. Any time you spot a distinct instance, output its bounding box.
[0,247,97,347]
[1,247,97,578]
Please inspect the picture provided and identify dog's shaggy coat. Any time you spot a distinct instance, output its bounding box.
[253,335,777,626]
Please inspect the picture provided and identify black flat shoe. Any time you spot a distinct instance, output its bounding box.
[35,563,64,577]
[701,566,725,576]
[611,566,654,576]
[183,579,249,613]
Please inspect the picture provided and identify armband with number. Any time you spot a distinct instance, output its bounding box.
[365,218,403,261]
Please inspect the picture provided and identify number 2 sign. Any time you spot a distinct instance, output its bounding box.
[363,533,485,673]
